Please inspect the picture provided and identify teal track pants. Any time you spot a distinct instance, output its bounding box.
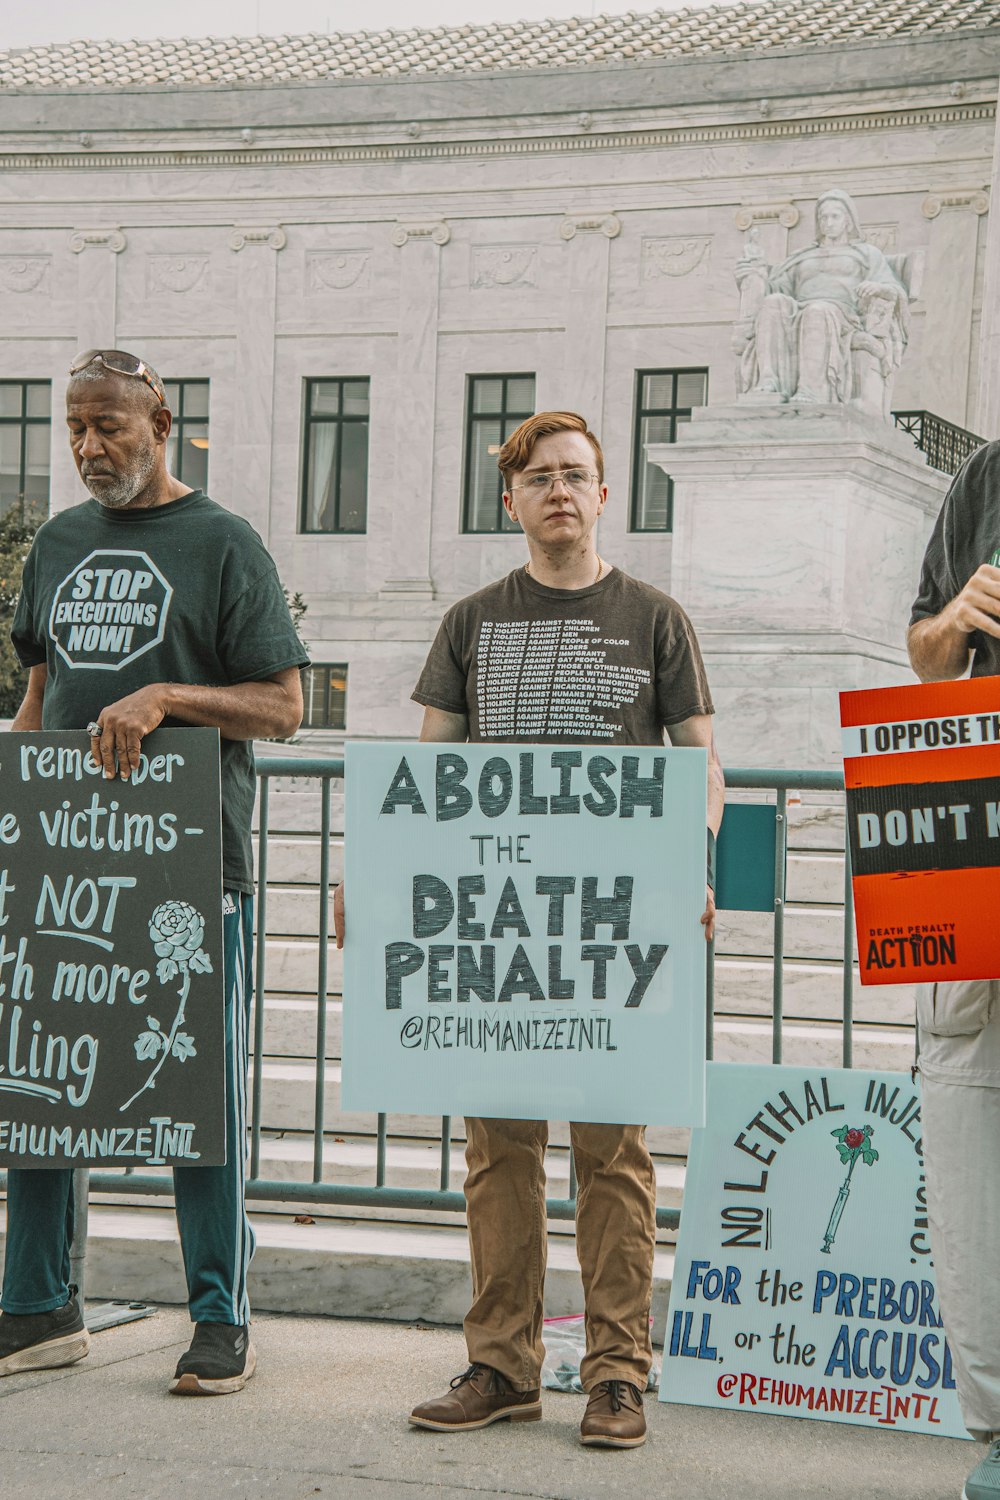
[1,892,256,1325]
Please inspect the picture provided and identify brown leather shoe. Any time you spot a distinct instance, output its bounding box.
[409,1363,542,1431]
[580,1380,646,1448]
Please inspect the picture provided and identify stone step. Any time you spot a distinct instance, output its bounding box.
[783,851,845,905]
[716,905,855,962]
[254,791,344,835]
[0,1203,675,1325]
[253,836,343,886]
[249,1133,685,1209]
[254,938,912,1025]
[255,965,915,1064]
[252,1019,914,1142]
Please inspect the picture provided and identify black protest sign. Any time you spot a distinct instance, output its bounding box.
[0,729,225,1167]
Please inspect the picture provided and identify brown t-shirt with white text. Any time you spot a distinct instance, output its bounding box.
[412,566,713,745]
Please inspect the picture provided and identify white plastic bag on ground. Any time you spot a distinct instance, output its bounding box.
[541,1314,660,1394]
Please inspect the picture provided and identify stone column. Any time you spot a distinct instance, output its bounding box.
[556,214,618,424]
[977,85,1000,437]
[652,404,950,768]
[920,190,990,429]
[55,228,128,513]
[379,220,448,600]
[229,225,286,541]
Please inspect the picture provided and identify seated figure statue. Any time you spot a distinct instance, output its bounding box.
[734,189,911,417]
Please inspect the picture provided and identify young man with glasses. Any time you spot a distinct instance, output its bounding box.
[337,409,722,1446]
[0,350,309,1395]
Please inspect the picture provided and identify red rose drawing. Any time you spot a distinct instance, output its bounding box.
[844,1128,865,1149]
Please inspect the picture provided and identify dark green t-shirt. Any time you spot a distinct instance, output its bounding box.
[911,440,1000,676]
[11,490,309,893]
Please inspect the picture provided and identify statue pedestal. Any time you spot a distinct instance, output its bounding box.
[649,404,950,769]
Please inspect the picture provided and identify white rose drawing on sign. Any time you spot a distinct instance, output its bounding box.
[120,901,213,1112]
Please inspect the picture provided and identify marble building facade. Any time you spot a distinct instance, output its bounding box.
[0,5,998,760]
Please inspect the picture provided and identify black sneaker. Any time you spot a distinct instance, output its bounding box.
[0,1286,90,1378]
[169,1321,256,1396]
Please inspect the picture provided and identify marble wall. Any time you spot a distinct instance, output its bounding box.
[0,45,995,762]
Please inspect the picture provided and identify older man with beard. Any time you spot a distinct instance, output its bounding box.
[0,350,308,1395]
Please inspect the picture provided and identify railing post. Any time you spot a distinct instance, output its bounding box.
[842,838,855,1068]
[771,789,788,1064]
[70,1167,90,1302]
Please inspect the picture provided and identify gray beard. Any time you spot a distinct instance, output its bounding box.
[84,444,158,508]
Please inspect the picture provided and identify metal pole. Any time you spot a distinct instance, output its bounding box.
[842,834,855,1069]
[250,775,270,1180]
[772,789,787,1064]
[69,1168,90,1303]
[313,778,332,1182]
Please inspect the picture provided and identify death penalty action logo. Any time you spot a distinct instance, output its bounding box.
[49,550,172,672]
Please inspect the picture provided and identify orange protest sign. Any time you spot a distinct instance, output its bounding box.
[840,677,1000,985]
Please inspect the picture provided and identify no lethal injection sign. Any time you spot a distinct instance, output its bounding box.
[661,1063,966,1439]
[0,729,225,1168]
[342,742,708,1125]
[840,677,1000,984]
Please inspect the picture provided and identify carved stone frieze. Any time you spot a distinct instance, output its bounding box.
[146,255,210,295]
[229,226,287,251]
[471,245,537,290]
[392,221,450,247]
[0,256,51,293]
[559,213,621,241]
[860,223,898,252]
[307,251,371,291]
[641,236,711,280]
[69,228,126,254]
[733,203,799,231]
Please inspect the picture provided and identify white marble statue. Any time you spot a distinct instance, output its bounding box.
[733,189,912,419]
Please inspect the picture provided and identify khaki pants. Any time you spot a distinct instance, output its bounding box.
[462,1116,657,1393]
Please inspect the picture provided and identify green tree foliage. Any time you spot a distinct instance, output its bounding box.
[0,505,41,721]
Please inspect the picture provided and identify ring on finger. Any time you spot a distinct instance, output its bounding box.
[86,721,103,736]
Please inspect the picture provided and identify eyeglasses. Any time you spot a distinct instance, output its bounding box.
[69,349,166,406]
[511,468,599,496]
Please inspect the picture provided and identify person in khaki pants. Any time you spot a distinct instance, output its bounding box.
[337,410,722,1447]
[907,438,1000,1500]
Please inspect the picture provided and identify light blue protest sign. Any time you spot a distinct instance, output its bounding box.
[342,742,707,1125]
[660,1062,966,1439]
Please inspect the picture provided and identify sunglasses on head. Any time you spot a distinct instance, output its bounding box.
[69,349,166,406]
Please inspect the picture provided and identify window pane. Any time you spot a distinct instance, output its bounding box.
[642,373,675,409]
[0,427,21,514]
[301,666,347,729]
[635,415,673,531]
[505,377,535,414]
[338,421,369,532]
[472,379,503,415]
[310,382,341,417]
[306,423,339,531]
[0,386,22,419]
[182,382,209,419]
[342,381,369,417]
[25,384,50,418]
[181,427,209,491]
[164,382,181,413]
[676,372,708,409]
[468,419,502,530]
[328,670,347,730]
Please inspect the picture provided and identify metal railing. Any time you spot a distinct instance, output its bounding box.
[0,757,868,1246]
[892,409,986,476]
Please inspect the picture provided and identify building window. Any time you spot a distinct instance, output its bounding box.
[630,369,708,532]
[462,374,536,534]
[301,664,347,730]
[164,380,210,491]
[0,381,51,521]
[301,379,370,534]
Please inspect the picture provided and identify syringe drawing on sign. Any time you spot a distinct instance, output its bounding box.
[821,1123,879,1254]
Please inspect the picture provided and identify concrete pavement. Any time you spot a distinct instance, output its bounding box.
[0,1306,976,1500]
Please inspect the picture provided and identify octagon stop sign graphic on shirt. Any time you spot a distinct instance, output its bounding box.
[49,549,172,671]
